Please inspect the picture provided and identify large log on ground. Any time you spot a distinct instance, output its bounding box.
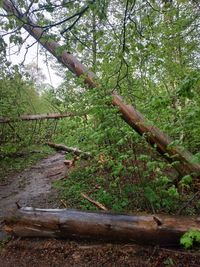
[2,0,200,177]
[3,207,200,246]
[0,113,75,123]
[47,141,91,159]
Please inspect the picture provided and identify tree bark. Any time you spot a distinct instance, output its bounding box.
[112,93,200,177]
[47,141,91,159]
[2,0,200,177]
[0,113,75,123]
[3,207,200,246]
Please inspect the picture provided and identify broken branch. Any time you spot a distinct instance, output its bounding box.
[81,193,108,211]
[47,142,91,159]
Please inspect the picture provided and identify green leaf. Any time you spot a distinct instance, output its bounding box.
[180,175,192,186]
[180,230,200,249]
[45,4,54,12]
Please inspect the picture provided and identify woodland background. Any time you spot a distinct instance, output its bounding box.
[1,1,200,239]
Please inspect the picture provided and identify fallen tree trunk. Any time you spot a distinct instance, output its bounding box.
[47,142,91,159]
[3,207,200,246]
[0,113,75,123]
[2,0,200,177]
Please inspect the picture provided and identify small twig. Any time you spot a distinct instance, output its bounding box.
[160,247,200,256]
[60,199,67,208]
[147,245,159,263]
[177,191,200,215]
[47,172,62,178]
[60,3,91,35]
[81,193,108,211]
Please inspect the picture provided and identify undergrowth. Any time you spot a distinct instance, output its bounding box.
[0,145,54,181]
[53,143,200,215]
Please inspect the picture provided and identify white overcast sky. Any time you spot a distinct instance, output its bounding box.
[4,33,63,88]
[0,1,64,88]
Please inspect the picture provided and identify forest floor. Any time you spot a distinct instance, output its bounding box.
[0,152,200,266]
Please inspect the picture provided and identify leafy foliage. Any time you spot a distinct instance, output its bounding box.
[180,230,200,249]
[0,59,58,160]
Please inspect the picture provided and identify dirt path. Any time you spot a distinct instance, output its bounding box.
[0,153,200,266]
[0,152,66,223]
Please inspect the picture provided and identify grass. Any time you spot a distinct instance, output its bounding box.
[0,144,54,181]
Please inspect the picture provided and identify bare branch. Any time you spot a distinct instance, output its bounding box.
[0,26,21,37]
[61,4,91,35]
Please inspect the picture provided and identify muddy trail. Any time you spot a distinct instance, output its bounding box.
[0,152,66,219]
[0,153,200,266]
[0,151,66,244]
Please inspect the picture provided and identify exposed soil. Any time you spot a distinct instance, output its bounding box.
[0,153,200,266]
[0,152,66,218]
[0,152,66,241]
[1,238,200,267]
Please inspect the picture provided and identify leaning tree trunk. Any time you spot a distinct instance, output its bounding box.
[2,0,200,177]
[112,93,200,177]
[3,207,200,247]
